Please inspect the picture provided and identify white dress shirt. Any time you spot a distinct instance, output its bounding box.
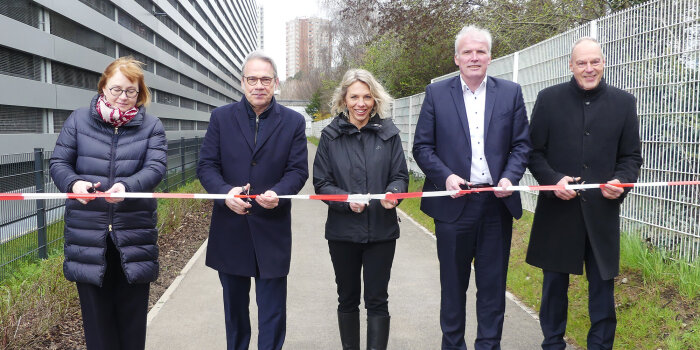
[461,75,493,185]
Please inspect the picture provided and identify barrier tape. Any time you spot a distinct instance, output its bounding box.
[1,181,698,203]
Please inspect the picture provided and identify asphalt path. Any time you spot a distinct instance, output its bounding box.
[145,143,574,349]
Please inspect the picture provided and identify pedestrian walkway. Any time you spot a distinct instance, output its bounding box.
[145,144,570,349]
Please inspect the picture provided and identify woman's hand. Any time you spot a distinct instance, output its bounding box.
[72,181,100,205]
[380,192,398,209]
[105,183,126,203]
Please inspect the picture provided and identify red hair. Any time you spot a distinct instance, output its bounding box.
[97,56,151,107]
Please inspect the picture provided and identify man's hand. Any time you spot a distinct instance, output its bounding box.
[226,184,252,215]
[494,178,513,198]
[349,202,366,213]
[446,174,467,198]
[601,179,624,200]
[255,190,279,209]
[380,192,398,209]
[554,176,579,201]
[104,183,126,203]
[72,180,100,205]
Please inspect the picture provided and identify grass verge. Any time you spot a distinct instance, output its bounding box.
[400,175,699,349]
[307,136,320,146]
[0,180,208,349]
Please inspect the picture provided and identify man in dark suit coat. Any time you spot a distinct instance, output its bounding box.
[413,25,531,350]
[197,51,308,350]
[526,37,642,350]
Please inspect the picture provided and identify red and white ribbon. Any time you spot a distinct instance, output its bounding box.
[1,181,697,203]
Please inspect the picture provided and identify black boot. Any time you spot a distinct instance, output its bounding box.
[338,311,360,350]
[367,315,390,350]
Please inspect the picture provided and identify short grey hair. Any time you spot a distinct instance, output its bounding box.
[330,69,393,119]
[454,25,492,55]
[570,36,603,57]
[243,50,278,78]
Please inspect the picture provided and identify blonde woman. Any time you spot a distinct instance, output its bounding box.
[313,69,408,350]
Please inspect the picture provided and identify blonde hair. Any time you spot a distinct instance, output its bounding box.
[329,69,393,118]
[97,56,151,107]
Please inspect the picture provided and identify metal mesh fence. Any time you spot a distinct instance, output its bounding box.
[311,0,700,262]
[0,137,202,280]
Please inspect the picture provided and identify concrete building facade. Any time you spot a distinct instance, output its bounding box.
[0,0,259,154]
[285,17,330,79]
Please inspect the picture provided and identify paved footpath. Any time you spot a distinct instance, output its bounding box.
[146,144,574,349]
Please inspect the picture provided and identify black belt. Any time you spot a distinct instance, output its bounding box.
[460,183,493,189]
[470,183,493,189]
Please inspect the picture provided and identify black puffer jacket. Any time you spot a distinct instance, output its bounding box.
[313,114,408,243]
[50,94,167,286]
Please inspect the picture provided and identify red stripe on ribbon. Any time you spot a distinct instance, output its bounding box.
[309,194,349,201]
[0,194,24,200]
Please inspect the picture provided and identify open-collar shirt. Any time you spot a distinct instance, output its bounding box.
[460,74,493,185]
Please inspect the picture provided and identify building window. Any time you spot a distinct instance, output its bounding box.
[180,97,195,109]
[159,117,179,131]
[134,0,153,12]
[180,75,195,89]
[156,63,179,82]
[156,90,179,106]
[0,105,43,134]
[78,0,115,19]
[156,34,179,59]
[0,0,41,29]
[50,12,116,57]
[118,10,154,43]
[118,46,154,73]
[179,29,196,48]
[0,45,42,81]
[180,120,195,130]
[155,5,178,34]
[52,61,100,91]
[180,52,196,68]
[197,121,209,130]
[196,82,208,95]
[52,109,73,133]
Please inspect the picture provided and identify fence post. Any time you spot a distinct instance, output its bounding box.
[180,137,186,185]
[194,136,199,182]
[512,51,520,83]
[33,148,47,259]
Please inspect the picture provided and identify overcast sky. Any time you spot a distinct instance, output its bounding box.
[258,0,326,81]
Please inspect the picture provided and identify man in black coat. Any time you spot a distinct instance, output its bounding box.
[197,51,308,350]
[526,37,643,350]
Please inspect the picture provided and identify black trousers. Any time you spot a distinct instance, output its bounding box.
[435,193,512,350]
[76,237,150,350]
[328,239,396,317]
[539,235,616,350]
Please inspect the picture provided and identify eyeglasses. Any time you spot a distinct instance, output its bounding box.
[574,59,603,69]
[108,87,139,98]
[243,76,274,86]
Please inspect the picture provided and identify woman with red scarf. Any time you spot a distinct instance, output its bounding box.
[50,57,167,349]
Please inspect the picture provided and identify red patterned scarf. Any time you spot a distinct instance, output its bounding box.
[95,94,139,127]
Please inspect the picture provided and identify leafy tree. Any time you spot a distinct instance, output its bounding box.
[305,90,322,119]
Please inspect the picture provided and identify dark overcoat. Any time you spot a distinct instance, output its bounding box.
[313,114,409,243]
[526,78,643,280]
[50,94,167,286]
[197,99,308,279]
[412,76,532,222]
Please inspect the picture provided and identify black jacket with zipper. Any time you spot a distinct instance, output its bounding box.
[313,114,408,243]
